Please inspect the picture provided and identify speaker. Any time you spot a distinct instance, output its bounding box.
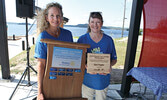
[16,0,35,18]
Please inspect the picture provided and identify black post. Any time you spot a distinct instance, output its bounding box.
[120,0,143,97]
[13,34,15,40]
[32,37,35,44]
[0,0,10,79]
[22,40,25,50]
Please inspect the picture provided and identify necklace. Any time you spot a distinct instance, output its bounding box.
[47,28,60,38]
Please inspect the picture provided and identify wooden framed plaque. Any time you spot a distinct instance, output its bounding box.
[41,39,90,100]
[87,53,111,74]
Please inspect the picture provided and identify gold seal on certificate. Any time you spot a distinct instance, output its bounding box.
[87,53,111,74]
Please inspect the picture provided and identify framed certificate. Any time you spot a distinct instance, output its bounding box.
[87,53,111,73]
[51,47,83,69]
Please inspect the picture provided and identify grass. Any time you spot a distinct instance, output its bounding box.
[114,37,142,68]
[9,36,142,74]
[10,45,36,66]
[9,45,37,74]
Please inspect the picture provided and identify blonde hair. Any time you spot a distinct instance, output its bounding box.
[36,2,63,36]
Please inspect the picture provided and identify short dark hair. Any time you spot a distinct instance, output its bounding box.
[89,12,103,23]
[87,12,103,33]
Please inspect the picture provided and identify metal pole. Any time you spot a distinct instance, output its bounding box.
[121,0,126,37]
[26,17,31,86]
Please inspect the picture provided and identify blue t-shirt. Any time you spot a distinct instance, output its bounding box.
[34,27,73,59]
[77,33,117,90]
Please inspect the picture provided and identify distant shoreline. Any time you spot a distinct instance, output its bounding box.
[7,22,130,38]
[7,22,129,30]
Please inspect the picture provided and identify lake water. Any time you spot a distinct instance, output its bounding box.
[7,23,129,38]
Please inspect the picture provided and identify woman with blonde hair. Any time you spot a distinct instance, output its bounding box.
[34,2,73,100]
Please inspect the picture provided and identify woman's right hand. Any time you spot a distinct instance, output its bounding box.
[37,93,44,100]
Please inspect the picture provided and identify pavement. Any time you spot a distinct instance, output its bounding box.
[1,72,167,100]
[0,73,134,100]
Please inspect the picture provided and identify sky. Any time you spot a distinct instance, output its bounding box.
[5,0,137,28]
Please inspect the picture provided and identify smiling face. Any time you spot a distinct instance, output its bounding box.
[87,12,103,33]
[89,17,103,33]
[46,7,63,28]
